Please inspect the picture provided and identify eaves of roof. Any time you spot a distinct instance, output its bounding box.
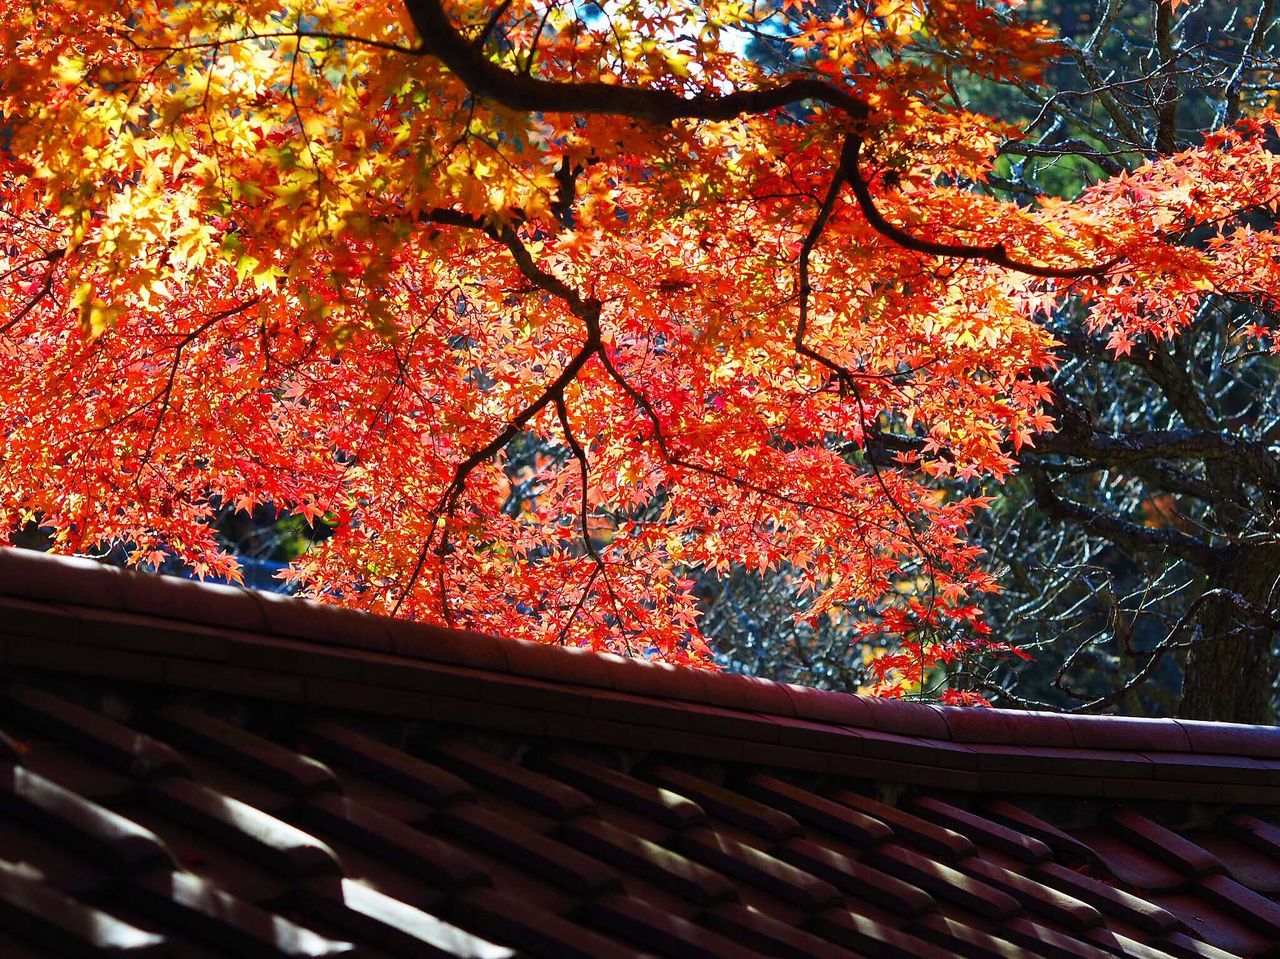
[1,546,1278,804]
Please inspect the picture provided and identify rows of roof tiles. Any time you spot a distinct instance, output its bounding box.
[4,549,1280,806]
[2,677,1280,959]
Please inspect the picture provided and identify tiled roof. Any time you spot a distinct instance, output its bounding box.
[1,547,1279,958]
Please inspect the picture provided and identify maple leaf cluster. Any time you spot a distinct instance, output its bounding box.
[0,0,1275,695]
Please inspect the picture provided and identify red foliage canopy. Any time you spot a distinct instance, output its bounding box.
[1,0,1276,693]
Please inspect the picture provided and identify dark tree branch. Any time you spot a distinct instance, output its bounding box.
[1053,586,1280,712]
[473,0,513,50]
[391,212,605,614]
[1,247,65,334]
[1152,0,1179,154]
[551,156,583,227]
[554,392,625,635]
[555,393,601,563]
[839,137,1116,280]
[1130,342,1218,431]
[999,139,1126,176]
[793,169,851,387]
[402,2,1123,290]
[402,0,869,124]
[1025,463,1218,566]
[1038,396,1280,492]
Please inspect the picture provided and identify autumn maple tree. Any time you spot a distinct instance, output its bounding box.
[1,0,1277,710]
[705,1,1280,722]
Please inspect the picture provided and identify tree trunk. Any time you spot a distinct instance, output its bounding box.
[1177,545,1280,724]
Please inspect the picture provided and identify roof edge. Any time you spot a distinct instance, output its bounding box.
[1,547,1277,766]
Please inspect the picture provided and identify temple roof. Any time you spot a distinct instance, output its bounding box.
[1,546,1278,958]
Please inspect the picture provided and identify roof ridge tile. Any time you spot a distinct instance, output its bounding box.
[304,721,474,806]
[427,741,595,819]
[293,876,515,959]
[151,705,339,797]
[530,751,706,830]
[120,568,268,634]
[857,698,952,740]
[1175,719,1280,760]
[253,590,395,656]
[388,620,513,673]
[1066,715,1192,753]
[2,685,188,780]
[939,707,1076,748]
[782,683,876,727]
[144,777,342,878]
[0,764,178,874]
[740,774,893,847]
[0,550,126,611]
[6,547,1280,794]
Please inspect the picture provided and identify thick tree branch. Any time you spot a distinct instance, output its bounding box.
[405,1,1124,288]
[402,0,869,124]
[1038,398,1280,492]
[793,170,850,387]
[1151,0,1179,154]
[1025,463,1217,566]
[473,0,514,51]
[999,139,1126,177]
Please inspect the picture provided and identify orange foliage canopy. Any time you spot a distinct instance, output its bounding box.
[0,0,1276,690]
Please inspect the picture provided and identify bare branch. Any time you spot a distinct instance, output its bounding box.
[391,213,604,613]
[1055,587,1280,712]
